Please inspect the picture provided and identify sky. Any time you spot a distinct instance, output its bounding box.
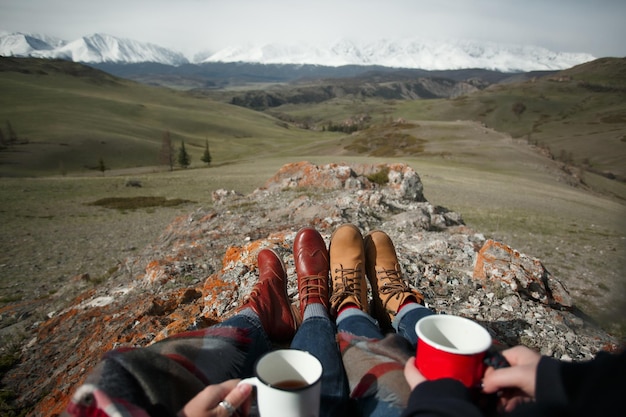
[1,0,625,59]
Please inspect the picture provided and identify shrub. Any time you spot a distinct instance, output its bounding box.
[367,166,390,185]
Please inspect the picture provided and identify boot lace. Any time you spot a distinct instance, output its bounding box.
[329,266,365,309]
[299,275,328,304]
[377,267,411,308]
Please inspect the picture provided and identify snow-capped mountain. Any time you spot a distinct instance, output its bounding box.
[0,32,66,56]
[0,32,596,72]
[202,38,596,72]
[0,33,188,66]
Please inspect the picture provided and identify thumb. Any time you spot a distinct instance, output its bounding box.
[404,357,426,390]
[222,382,253,411]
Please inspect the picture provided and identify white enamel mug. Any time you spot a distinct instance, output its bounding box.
[239,349,322,417]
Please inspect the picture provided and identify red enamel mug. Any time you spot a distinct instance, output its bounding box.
[415,314,492,387]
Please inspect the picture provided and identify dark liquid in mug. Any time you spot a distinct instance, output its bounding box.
[272,379,308,389]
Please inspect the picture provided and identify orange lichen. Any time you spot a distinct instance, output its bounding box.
[473,239,516,281]
[203,275,237,303]
[223,246,244,267]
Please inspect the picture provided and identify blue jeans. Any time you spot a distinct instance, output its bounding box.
[336,305,434,417]
[292,316,351,417]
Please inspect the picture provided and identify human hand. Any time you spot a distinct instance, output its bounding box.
[482,345,541,412]
[404,356,427,390]
[178,379,253,417]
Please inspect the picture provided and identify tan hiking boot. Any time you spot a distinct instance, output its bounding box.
[328,224,369,316]
[364,230,424,327]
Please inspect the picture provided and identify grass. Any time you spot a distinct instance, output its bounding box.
[392,72,626,184]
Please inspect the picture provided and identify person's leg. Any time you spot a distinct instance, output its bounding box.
[293,227,351,417]
[291,305,350,417]
[364,230,426,333]
[329,224,405,417]
[336,308,408,417]
[339,229,436,417]
[393,303,435,348]
[336,307,384,339]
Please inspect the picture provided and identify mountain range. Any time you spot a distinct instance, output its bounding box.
[0,32,188,66]
[0,31,596,72]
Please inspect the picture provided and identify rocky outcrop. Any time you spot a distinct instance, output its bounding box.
[3,161,619,416]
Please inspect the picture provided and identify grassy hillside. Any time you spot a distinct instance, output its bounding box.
[0,58,336,176]
[394,58,626,180]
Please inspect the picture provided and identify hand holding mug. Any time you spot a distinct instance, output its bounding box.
[404,356,426,390]
[239,349,322,417]
[178,379,253,417]
[482,345,541,412]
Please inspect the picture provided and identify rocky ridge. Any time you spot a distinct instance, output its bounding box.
[4,161,620,416]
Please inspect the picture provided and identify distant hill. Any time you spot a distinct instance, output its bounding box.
[0,57,330,176]
[558,57,626,87]
[391,57,626,182]
[89,60,556,92]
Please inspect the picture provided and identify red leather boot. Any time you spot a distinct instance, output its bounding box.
[239,248,297,343]
[294,227,330,318]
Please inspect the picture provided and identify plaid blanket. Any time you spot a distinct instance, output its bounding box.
[64,326,252,417]
[338,332,414,408]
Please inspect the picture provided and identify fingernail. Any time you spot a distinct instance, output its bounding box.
[238,383,252,394]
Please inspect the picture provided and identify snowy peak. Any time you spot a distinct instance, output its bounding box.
[53,34,189,65]
[202,38,596,72]
[0,31,596,72]
[0,32,188,66]
[0,32,65,56]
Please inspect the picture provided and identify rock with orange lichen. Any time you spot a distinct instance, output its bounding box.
[473,239,573,308]
[261,161,426,202]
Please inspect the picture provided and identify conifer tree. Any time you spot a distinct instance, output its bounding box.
[178,141,191,168]
[201,139,212,165]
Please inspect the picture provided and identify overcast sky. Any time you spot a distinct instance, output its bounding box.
[1,0,624,59]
